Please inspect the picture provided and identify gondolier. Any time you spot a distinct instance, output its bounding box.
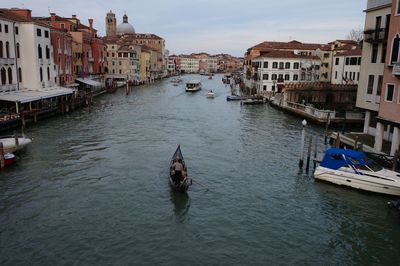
[169,145,192,192]
[171,158,185,183]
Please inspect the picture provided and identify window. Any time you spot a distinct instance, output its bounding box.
[279,62,284,69]
[40,67,43,82]
[44,30,49,38]
[0,41,3,58]
[47,67,50,81]
[397,0,400,14]
[46,46,50,59]
[391,34,400,64]
[15,26,18,35]
[0,24,2,32]
[293,74,298,81]
[293,62,299,69]
[357,72,360,81]
[345,58,350,65]
[0,68,5,85]
[263,85,267,91]
[335,58,339,65]
[367,75,374,94]
[7,67,12,84]
[119,61,121,66]
[381,44,387,63]
[5,24,8,33]
[371,44,378,63]
[18,67,22,82]
[271,74,277,80]
[60,24,65,30]
[5,42,9,58]
[118,52,122,57]
[386,84,394,102]
[324,53,330,58]
[16,43,20,58]
[38,44,42,59]
[278,74,283,80]
[285,62,290,69]
[377,75,383,96]
[272,62,278,69]
[263,74,269,80]
[335,71,338,79]
[112,61,115,66]
[284,74,290,81]
[37,28,41,37]
[119,69,122,74]
[350,57,358,65]
[263,62,268,69]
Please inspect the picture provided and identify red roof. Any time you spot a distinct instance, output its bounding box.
[249,40,327,53]
[254,50,320,60]
[335,49,362,56]
[0,8,50,28]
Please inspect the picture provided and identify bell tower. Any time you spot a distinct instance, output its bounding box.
[105,10,116,37]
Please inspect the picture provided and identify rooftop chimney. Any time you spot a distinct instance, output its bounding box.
[72,14,77,19]
[50,12,56,22]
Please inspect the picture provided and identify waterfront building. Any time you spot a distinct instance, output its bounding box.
[192,53,218,73]
[356,0,392,147]
[331,49,362,85]
[252,50,321,93]
[139,48,151,82]
[180,56,200,73]
[375,0,400,155]
[104,11,166,79]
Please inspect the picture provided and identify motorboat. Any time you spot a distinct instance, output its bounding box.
[226,95,242,101]
[171,77,182,83]
[241,97,265,105]
[314,148,400,196]
[206,90,215,98]
[0,137,32,153]
[169,145,192,192]
[186,80,202,92]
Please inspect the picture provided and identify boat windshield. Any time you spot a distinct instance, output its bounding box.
[347,156,383,172]
[187,83,198,88]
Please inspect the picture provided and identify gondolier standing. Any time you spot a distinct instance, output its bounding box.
[171,158,185,184]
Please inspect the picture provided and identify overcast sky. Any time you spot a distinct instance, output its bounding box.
[3,0,366,56]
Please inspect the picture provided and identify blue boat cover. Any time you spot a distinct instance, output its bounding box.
[320,148,371,170]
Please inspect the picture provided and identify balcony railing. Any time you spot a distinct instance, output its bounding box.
[393,63,400,76]
[364,28,387,43]
[0,84,17,92]
[0,58,15,65]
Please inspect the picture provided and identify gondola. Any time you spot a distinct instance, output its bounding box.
[169,145,192,192]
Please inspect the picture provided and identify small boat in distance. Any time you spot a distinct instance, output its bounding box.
[206,90,215,98]
[169,145,192,192]
[314,148,400,196]
[186,80,202,92]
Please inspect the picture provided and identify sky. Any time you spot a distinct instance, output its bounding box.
[2,0,367,57]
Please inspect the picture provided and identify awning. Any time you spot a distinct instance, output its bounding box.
[0,87,76,103]
[76,78,103,87]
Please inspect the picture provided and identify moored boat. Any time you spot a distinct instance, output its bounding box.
[169,145,192,192]
[314,148,400,196]
[3,153,16,166]
[226,95,242,101]
[186,80,202,92]
[0,137,32,154]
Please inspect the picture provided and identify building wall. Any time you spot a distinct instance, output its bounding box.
[331,55,361,85]
[0,18,18,92]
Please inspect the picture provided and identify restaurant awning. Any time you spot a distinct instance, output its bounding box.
[76,78,103,87]
[0,87,76,103]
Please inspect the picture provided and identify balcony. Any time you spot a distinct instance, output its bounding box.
[0,84,17,92]
[393,63,400,76]
[0,58,15,65]
[364,28,387,43]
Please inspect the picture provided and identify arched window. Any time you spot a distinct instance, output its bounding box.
[7,67,12,84]
[47,67,50,81]
[16,43,20,58]
[40,67,43,82]
[0,41,3,58]
[1,68,6,85]
[5,41,10,58]
[391,34,400,65]
[38,44,42,59]
[18,67,22,82]
[45,45,50,59]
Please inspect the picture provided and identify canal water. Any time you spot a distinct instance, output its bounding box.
[0,74,399,265]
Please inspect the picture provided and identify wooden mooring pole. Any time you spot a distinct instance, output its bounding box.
[354,135,359,150]
[393,150,399,172]
[306,136,313,172]
[324,112,330,145]
[299,120,307,169]
[313,136,318,169]
[0,142,4,169]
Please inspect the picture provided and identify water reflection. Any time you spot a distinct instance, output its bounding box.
[170,189,190,223]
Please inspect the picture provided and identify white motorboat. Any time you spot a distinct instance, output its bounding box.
[314,148,400,196]
[185,80,201,92]
[206,90,215,98]
[0,137,32,153]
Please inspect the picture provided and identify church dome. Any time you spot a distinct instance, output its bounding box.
[116,14,135,35]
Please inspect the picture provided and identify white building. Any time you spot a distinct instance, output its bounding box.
[331,49,362,85]
[252,50,321,93]
[0,9,56,92]
[180,56,199,73]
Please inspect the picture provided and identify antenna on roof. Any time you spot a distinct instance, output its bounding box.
[48,6,51,14]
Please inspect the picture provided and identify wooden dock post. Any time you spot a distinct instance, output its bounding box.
[324,112,330,145]
[0,142,4,169]
[393,150,399,171]
[299,119,307,168]
[14,131,19,146]
[335,133,340,148]
[313,136,318,169]
[306,136,313,172]
[354,135,359,150]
